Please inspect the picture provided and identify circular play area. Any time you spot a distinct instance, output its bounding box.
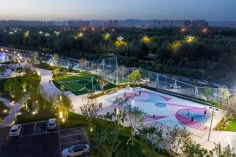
[104,88,212,130]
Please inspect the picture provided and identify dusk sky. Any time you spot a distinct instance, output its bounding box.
[0,0,235,21]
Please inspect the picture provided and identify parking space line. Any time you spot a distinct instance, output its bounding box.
[58,129,62,157]
[60,133,84,138]
[20,125,24,137]
[60,140,88,145]
[60,127,83,131]
[33,122,37,135]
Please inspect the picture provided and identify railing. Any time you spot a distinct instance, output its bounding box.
[1,47,229,104]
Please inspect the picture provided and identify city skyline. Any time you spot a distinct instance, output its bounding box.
[0,0,235,21]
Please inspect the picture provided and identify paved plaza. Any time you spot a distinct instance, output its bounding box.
[30,67,236,152]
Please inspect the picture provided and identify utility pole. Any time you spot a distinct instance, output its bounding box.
[208,107,215,141]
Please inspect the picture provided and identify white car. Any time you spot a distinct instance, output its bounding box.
[9,124,22,137]
[47,118,57,130]
[62,144,90,157]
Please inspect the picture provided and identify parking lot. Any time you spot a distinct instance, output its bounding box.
[60,127,89,151]
[0,121,89,157]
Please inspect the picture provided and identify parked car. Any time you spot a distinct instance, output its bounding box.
[9,124,22,137]
[47,118,57,130]
[62,144,90,157]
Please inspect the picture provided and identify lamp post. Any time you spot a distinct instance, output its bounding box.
[208,107,215,141]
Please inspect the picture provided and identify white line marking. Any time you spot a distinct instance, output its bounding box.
[33,122,37,135]
[20,125,24,137]
[60,133,84,138]
[60,140,87,145]
[58,130,62,157]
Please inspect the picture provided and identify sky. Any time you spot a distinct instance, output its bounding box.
[0,0,235,21]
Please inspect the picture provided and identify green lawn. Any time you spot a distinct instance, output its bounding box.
[53,73,116,95]
[219,119,236,132]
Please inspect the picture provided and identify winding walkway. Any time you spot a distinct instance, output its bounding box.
[0,93,29,127]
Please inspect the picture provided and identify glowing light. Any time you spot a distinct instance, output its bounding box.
[181,28,186,32]
[45,33,50,37]
[202,28,208,33]
[74,32,83,40]
[39,31,43,34]
[90,127,93,132]
[32,111,36,115]
[116,108,120,115]
[54,31,60,36]
[103,33,110,40]
[3,109,8,113]
[62,118,65,123]
[185,36,196,44]
[171,41,182,51]
[115,40,128,47]
[142,36,151,44]
[59,111,63,119]
[24,31,30,38]
[117,36,124,41]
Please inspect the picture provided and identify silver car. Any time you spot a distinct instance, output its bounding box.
[62,144,90,157]
[9,124,22,137]
[47,118,57,130]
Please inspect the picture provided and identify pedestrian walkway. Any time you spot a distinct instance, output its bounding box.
[0,93,29,127]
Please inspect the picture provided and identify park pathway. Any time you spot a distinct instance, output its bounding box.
[0,93,29,127]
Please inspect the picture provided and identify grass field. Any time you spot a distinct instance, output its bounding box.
[53,73,116,95]
[218,119,236,132]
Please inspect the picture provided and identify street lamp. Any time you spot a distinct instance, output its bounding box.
[117,36,124,41]
[208,107,215,141]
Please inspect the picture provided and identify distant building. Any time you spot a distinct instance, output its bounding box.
[0,20,54,27]
[68,21,90,27]
[104,20,119,28]
[184,20,208,28]
[152,20,185,28]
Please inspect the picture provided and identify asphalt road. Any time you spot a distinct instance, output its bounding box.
[0,122,88,157]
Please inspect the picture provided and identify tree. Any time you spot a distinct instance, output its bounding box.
[53,53,59,66]
[52,67,60,77]
[128,69,142,84]
[125,103,145,145]
[203,87,213,101]
[112,96,127,125]
[213,143,236,157]
[224,96,236,120]
[93,128,121,157]
[181,139,211,157]
[218,87,231,102]
[79,58,88,70]
[80,95,100,120]
[32,51,39,64]
[4,78,19,99]
[165,126,191,156]
[96,77,107,93]
[140,126,163,156]
[51,93,73,121]
[118,65,127,82]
